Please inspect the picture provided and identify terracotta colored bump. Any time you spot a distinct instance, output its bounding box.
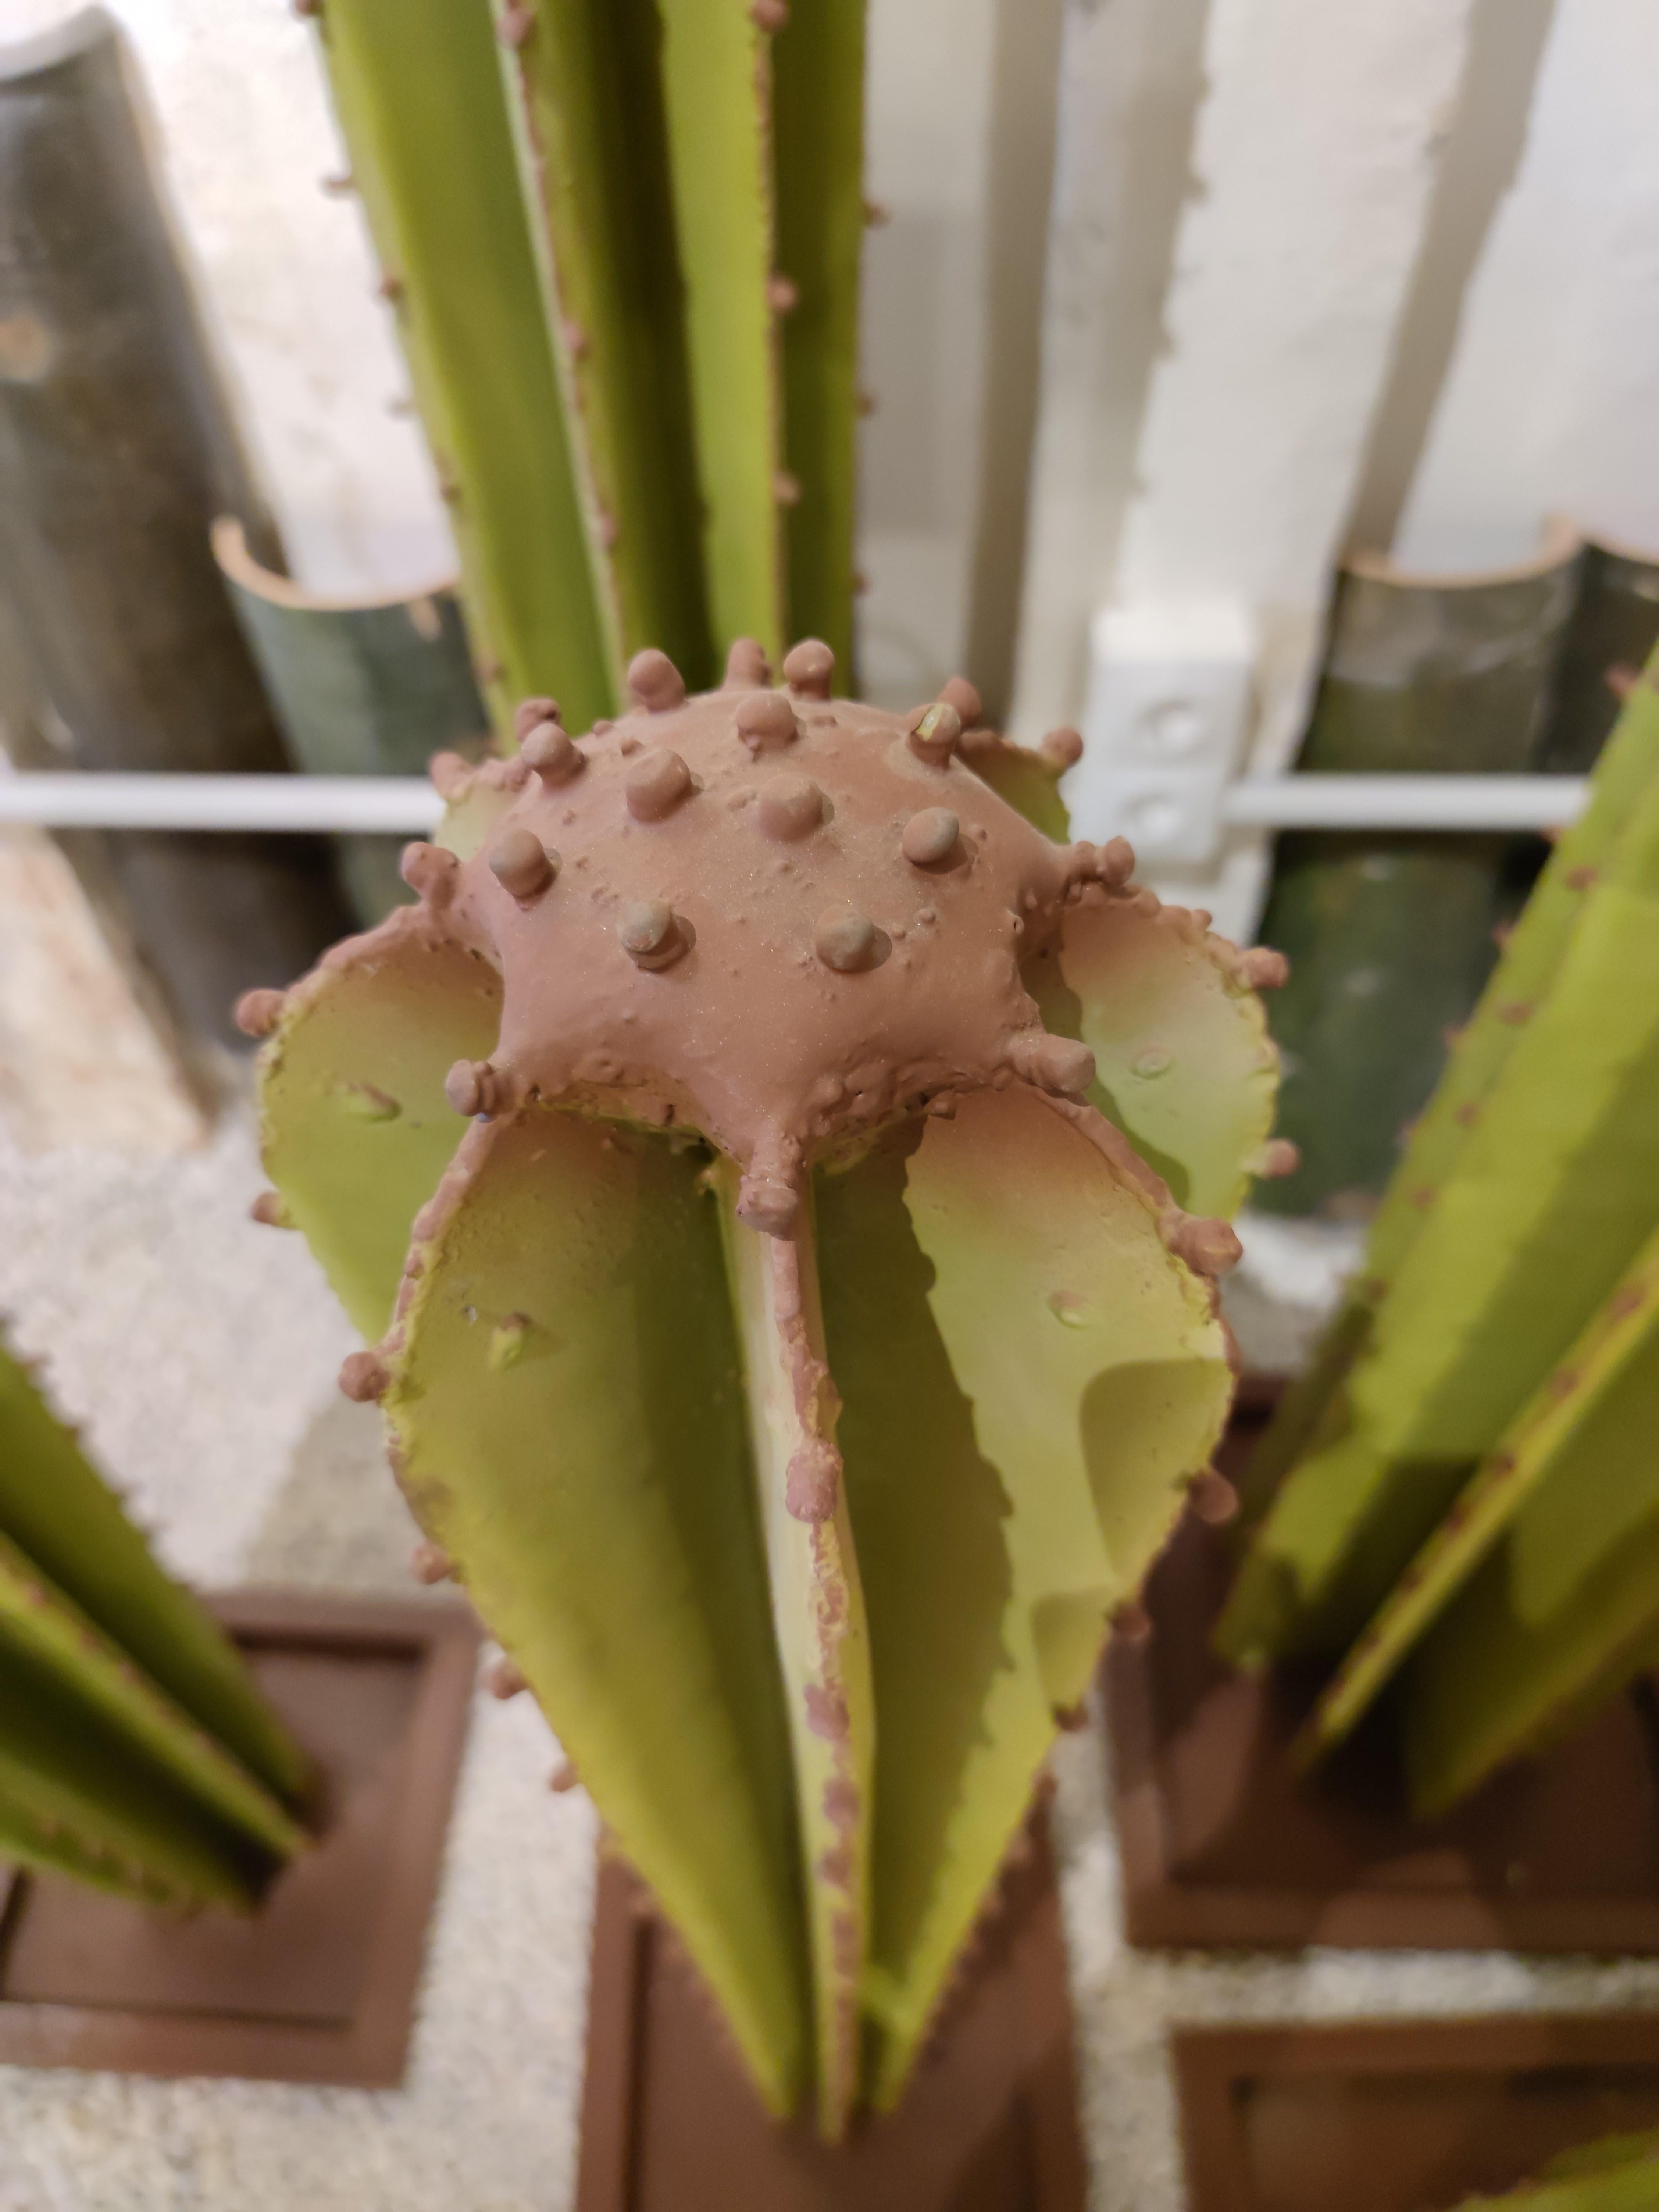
[497,3,534,44]
[445,1059,496,1116]
[782,639,835,699]
[1188,1470,1239,1526]
[1240,945,1289,990]
[814,907,877,973]
[409,1541,453,1585]
[758,774,824,842]
[1112,1599,1153,1645]
[736,1171,799,1237]
[513,695,560,740]
[1009,1031,1095,1098]
[400,841,459,901]
[618,900,691,971]
[766,274,799,314]
[549,1757,581,1793]
[907,699,961,765]
[1257,1137,1300,1178]
[487,1656,528,1700]
[901,807,960,868]
[627,648,686,712]
[249,1191,290,1229]
[773,470,803,507]
[233,987,285,1039]
[626,748,695,822]
[1041,725,1085,772]
[936,676,982,728]
[1167,1214,1243,1278]
[521,721,582,785]
[734,691,799,754]
[1096,835,1135,889]
[338,1350,389,1404]
[489,827,557,900]
[750,0,789,29]
[725,637,770,688]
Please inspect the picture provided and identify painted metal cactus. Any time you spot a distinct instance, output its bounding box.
[0,1330,311,1910]
[248,641,1287,2129]
[1221,651,1659,1815]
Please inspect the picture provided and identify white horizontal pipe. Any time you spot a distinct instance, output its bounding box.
[1223,774,1587,831]
[0,774,443,834]
[0,770,1588,836]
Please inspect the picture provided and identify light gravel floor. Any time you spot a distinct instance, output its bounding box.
[3,1113,1658,2212]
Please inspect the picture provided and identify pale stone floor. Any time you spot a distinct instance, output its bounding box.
[3,1112,1659,2211]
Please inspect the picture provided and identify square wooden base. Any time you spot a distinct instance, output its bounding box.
[1177,2013,1659,2212]
[0,1590,479,2086]
[575,1808,1087,2211]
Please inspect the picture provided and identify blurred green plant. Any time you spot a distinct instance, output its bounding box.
[0,1331,311,1910]
[1221,650,1659,1816]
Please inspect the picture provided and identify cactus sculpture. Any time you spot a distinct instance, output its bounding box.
[247,639,1288,2131]
[307,0,867,739]
[1221,651,1659,1815]
[0,1330,311,1910]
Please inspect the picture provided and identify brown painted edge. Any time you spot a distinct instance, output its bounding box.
[1174,2011,1659,2212]
[574,1804,1087,2212]
[1104,1576,1659,1956]
[0,1588,481,2088]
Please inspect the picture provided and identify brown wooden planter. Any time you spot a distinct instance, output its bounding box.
[1107,1389,1659,1954]
[575,1804,1087,2212]
[1176,2012,1659,2212]
[0,1590,479,2087]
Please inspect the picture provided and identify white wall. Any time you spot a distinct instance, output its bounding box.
[1395,0,1659,570]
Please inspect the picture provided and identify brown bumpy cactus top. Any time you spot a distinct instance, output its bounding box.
[396,638,1255,1259]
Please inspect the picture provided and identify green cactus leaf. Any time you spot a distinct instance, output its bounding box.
[1544,2133,1659,2184]
[656,0,785,657]
[772,0,867,670]
[1230,662,1659,1549]
[1457,2155,1659,2210]
[1401,1268,1659,1816]
[1219,753,1659,1666]
[383,1106,809,2115]
[1366,664,1659,1290]
[0,1338,308,1809]
[1299,1224,1659,1762]
[0,1525,307,1859]
[818,1087,1231,2108]
[964,738,1073,842]
[0,1633,275,1912]
[716,1171,873,2140]
[500,0,714,684]
[258,911,502,1339]
[1028,892,1280,1218]
[311,0,616,733]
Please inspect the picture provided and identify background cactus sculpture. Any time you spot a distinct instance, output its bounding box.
[307,0,868,740]
[1221,648,1659,1816]
[0,1330,311,1910]
[249,638,1288,2131]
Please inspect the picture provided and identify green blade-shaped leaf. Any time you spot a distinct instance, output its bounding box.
[818,1088,1230,2107]
[717,1170,872,2139]
[1220,767,1659,1666]
[312,0,617,732]
[0,1634,274,1912]
[1459,2155,1659,2210]
[500,0,713,682]
[1401,1270,1659,1816]
[1300,1223,1659,1762]
[0,1526,306,1859]
[1028,889,1281,1218]
[1232,660,1659,1545]
[962,735,1073,841]
[0,1338,307,1808]
[383,1107,809,2114]
[773,0,867,669]
[258,907,502,1339]
[1544,2133,1659,2184]
[656,0,784,656]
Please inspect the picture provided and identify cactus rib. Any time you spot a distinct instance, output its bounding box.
[499,0,714,685]
[654,0,786,656]
[308,0,616,731]
[717,1168,872,2138]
